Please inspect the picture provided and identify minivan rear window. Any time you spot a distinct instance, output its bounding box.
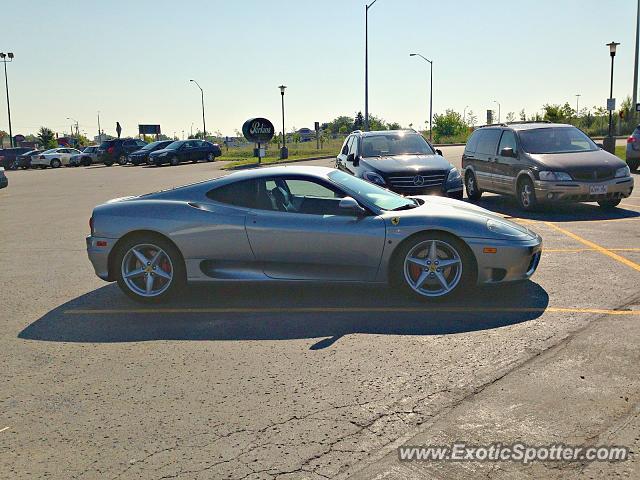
[476,129,502,155]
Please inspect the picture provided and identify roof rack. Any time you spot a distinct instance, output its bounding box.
[506,120,551,125]
[477,123,507,129]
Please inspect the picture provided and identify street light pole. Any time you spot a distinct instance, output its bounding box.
[279,85,288,159]
[575,94,581,116]
[463,105,469,124]
[634,0,640,115]
[0,52,14,147]
[493,100,501,123]
[97,111,101,139]
[190,79,206,140]
[604,42,620,154]
[409,53,433,141]
[67,117,79,137]
[365,0,379,132]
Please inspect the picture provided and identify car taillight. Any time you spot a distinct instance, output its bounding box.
[627,136,636,143]
[89,216,94,235]
[107,146,114,154]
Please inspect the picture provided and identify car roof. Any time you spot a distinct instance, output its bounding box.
[355,129,419,137]
[478,122,575,131]
[216,165,334,185]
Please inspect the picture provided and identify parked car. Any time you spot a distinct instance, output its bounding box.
[148,140,222,166]
[128,140,174,166]
[0,147,32,169]
[69,146,100,167]
[0,167,7,189]
[86,166,542,303]
[625,125,640,172]
[13,149,42,169]
[462,122,634,210]
[97,138,147,166]
[335,130,463,199]
[30,147,83,168]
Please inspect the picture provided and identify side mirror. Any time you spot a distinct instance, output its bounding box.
[347,153,355,162]
[338,196,367,216]
[500,147,516,158]
[596,143,604,149]
[435,149,443,156]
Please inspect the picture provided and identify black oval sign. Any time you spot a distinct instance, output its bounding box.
[242,117,275,143]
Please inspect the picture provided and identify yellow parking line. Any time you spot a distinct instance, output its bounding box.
[64,306,640,315]
[543,222,640,272]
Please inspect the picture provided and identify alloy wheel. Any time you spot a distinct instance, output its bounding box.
[403,239,463,297]
[121,243,174,298]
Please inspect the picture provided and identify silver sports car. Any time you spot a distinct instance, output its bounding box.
[86,166,542,302]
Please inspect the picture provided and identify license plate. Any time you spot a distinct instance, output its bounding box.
[589,184,607,195]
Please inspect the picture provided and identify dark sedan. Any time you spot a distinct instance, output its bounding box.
[148,140,222,166]
[128,140,174,166]
[335,130,463,199]
[13,149,41,169]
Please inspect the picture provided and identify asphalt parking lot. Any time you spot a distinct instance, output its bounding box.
[1,148,639,479]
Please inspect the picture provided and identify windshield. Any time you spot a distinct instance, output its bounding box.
[140,141,164,151]
[361,133,435,157]
[518,127,598,154]
[165,141,184,150]
[42,149,58,154]
[328,170,417,211]
[83,147,95,153]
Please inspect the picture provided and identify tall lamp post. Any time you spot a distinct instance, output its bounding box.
[604,41,620,154]
[0,52,14,147]
[278,85,288,159]
[463,105,469,124]
[575,94,581,116]
[189,79,206,140]
[67,117,79,137]
[365,0,380,131]
[409,53,433,141]
[492,100,501,123]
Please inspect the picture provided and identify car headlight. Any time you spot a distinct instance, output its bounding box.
[363,171,386,186]
[447,168,462,184]
[615,165,630,178]
[158,152,168,157]
[486,219,529,237]
[538,170,573,181]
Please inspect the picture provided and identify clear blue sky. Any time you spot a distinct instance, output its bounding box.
[2,0,638,138]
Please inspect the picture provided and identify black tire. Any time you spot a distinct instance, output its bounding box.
[117,155,128,166]
[465,170,482,201]
[50,159,61,168]
[169,156,179,166]
[391,231,475,301]
[598,199,621,209]
[104,161,114,167]
[516,177,537,211]
[628,159,639,171]
[83,158,91,167]
[114,234,186,303]
[206,153,214,162]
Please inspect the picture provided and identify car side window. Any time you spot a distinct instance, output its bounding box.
[465,130,480,154]
[476,129,502,155]
[341,136,352,155]
[348,136,359,156]
[261,177,345,215]
[498,130,518,155]
[206,179,258,208]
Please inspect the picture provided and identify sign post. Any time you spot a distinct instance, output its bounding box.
[242,118,275,165]
[315,121,320,150]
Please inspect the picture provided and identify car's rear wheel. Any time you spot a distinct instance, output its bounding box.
[104,161,114,167]
[117,155,128,166]
[598,199,621,209]
[628,159,639,171]
[517,177,537,211]
[169,156,179,166]
[115,236,186,303]
[206,153,214,162]
[465,170,482,201]
[83,158,91,166]
[50,159,61,168]
[394,232,474,300]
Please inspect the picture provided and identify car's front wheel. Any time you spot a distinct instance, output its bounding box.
[598,199,621,209]
[394,232,474,300]
[169,156,179,166]
[117,155,128,166]
[517,177,537,211]
[83,158,91,166]
[465,170,482,200]
[628,159,639,171]
[115,235,186,303]
[50,159,61,168]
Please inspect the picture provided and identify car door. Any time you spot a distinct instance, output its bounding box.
[493,129,520,193]
[245,175,386,281]
[336,135,352,170]
[473,128,502,191]
[195,141,208,161]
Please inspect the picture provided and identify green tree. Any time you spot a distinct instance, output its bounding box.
[519,109,527,121]
[353,111,365,130]
[37,127,57,149]
[506,112,516,123]
[432,109,466,142]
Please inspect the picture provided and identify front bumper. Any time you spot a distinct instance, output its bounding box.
[86,235,116,281]
[0,176,7,189]
[465,234,542,285]
[533,177,634,203]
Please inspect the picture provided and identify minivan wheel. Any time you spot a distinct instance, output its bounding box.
[465,171,482,200]
[598,199,621,209]
[393,232,474,300]
[628,159,639,171]
[517,177,537,211]
[115,235,186,303]
[50,159,61,168]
